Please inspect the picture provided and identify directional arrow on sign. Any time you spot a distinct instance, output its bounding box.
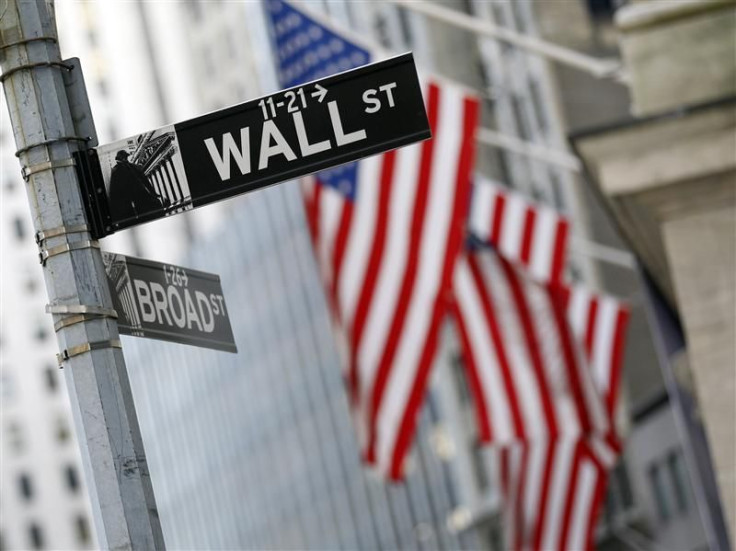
[311,83,327,103]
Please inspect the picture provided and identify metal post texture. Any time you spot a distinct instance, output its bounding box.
[0,1,165,549]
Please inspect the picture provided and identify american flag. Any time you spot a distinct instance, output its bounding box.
[265,0,480,479]
[469,177,570,285]
[454,182,630,549]
[451,249,612,446]
[451,248,629,550]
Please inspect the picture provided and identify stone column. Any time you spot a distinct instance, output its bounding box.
[573,0,736,542]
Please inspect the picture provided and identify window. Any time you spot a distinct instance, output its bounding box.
[97,78,108,98]
[28,523,43,550]
[74,515,91,545]
[471,443,489,491]
[648,463,671,521]
[6,421,24,452]
[55,416,71,444]
[511,95,532,140]
[529,79,548,135]
[603,459,635,524]
[510,0,527,33]
[648,448,691,524]
[586,0,618,21]
[13,216,26,240]
[396,7,413,47]
[19,473,33,500]
[450,352,471,405]
[44,366,58,393]
[25,277,38,294]
[86,28,97,47]
[667,450,689,513]
[492,2,507,26]
[1,372,14,401]
[64,465,80,493]
[34,322,48,342]
[186,0,203,18]
[225,31,237,61]
[613,460,634,510]
[425,390,440,424]
[549,173,566,212]
[202,46,215,79]
[373,12,392,48]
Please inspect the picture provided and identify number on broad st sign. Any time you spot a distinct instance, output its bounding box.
[79,53,430,238]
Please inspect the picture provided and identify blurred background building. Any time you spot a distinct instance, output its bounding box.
[1,0,732,550]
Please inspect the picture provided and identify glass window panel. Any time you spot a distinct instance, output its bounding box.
[13,216,25,240]
[44,366,57,392]
[75,515,91,545]
[471,443,490,492]
[648,463,671,522]
[19,473,33,500]
[28,523,43,550]
[65,465,80,493]
[615,461,635,510]
[451,352,471,405]
[667,450,689,514]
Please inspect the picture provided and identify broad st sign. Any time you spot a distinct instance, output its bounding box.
[81,53,429,237]
[102,253,237,353]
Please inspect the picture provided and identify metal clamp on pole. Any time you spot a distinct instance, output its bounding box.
[22,158,76,181]
[15,135,89,158]
[45,304,119,332]
[56,339,123,367]
[39,239,99,266]
[0,60,73,83]
[35,223,89,244]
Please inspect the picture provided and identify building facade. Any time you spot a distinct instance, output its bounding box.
[0,117,94,550]
[1,1,725,549]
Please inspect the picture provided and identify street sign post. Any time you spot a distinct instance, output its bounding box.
[80,53,430,237]
[102,253,237,353]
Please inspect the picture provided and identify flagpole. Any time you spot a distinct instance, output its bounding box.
[476,128,582,173]
[388,0,623,79]
[569,237,636,270]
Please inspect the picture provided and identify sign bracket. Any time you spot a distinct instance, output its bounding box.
[74,149,111,239]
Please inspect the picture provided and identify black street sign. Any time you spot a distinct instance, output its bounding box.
[102,252,237,353]
[81,53,430,237]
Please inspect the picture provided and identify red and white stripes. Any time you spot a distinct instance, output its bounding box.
[303,79,480,480]
[469,178,570,285]
[451,250,611,447]
[562,284,631,420]
[499,438,610,551]
[453,181,631,549]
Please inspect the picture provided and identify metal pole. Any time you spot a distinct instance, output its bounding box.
[0,2,165,549]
